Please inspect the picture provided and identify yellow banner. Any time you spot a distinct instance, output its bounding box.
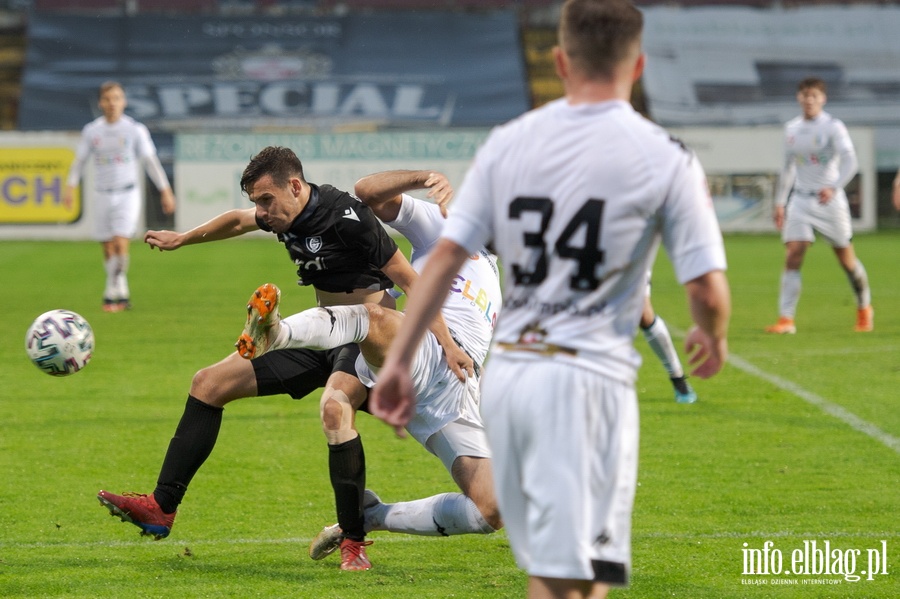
[0,147,79,224]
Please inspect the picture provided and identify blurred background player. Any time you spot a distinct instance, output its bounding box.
[63,81,176,312]
[640,293,697,404]
[766,77,873,334]
[367,1,731,597]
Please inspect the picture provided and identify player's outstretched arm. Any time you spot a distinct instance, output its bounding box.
[371,238,471,435]
[683,269,731,379]
[145,207,258,251]
[355,170,454,220]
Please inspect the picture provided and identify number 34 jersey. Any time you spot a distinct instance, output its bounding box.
[442,98,727,384]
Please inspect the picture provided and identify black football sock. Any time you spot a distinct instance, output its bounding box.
[153,395,224,514]
[329,435,366,541]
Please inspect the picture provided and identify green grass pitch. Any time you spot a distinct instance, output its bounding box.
[1,232,898,598]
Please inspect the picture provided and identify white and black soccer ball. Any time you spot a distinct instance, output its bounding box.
[25,309,95,376]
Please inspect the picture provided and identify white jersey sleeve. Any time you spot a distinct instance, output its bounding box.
[134,122,171,192]
[384,193,445,266]
[831,118,858,190]
[775,138,797,207]
[386,193,501,366]
[659,149,727,285]
[66,120,97,187]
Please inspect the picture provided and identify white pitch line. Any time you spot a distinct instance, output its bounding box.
[739,345,900,358]
[727,353,900,455]
[0,535,412,550]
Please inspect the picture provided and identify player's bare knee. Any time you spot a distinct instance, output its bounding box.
[319,389,355,436]
[320,396,343,430]
[471,492,502,530]
[362,303,388,335]
[364,302,384,319]
[189,366,216,401]
[189,364,237,407]
[359,303,400,359]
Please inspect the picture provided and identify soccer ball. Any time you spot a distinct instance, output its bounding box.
[25,309,95,376]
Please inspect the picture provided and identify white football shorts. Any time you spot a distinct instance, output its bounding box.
[425,416,491,473]
[782,189,853,248]
[92,186,141,241]
[480,353,638,585]
[355,331,490,472]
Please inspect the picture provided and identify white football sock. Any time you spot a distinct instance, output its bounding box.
[103,256,121,300]
[273,305,369,351]
[364,492,495,536]
[115,254,130,300]
[846,261,871,308]
[778,269,801,319]
[641,315,683,379]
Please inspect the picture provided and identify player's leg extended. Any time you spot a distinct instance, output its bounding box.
[363,465,499,537]
[833,245,873,331]
[236,284,394,360]
[363,422,500,537]
[98,353,257,538]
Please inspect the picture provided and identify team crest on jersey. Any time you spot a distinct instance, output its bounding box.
[305,236,323,253]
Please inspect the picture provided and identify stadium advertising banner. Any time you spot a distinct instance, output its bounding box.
[670,126,876,233]
[18,11,529,133]
[0,147,74,224]
[642,6,900,129]
[0,126,874,239]
[174,130,488,233]
[0,132,97,239]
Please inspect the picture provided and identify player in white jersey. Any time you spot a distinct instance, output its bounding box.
[765,77,873,334]
[235,169,503,563]
[368,2,731,597]
[64,81,176,312]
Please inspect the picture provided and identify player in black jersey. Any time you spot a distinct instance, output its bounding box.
[97,146,472,571]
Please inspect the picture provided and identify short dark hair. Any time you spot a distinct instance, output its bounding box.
[798,77,827,94]
[558,0,643,80]
[240,146,306,196]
